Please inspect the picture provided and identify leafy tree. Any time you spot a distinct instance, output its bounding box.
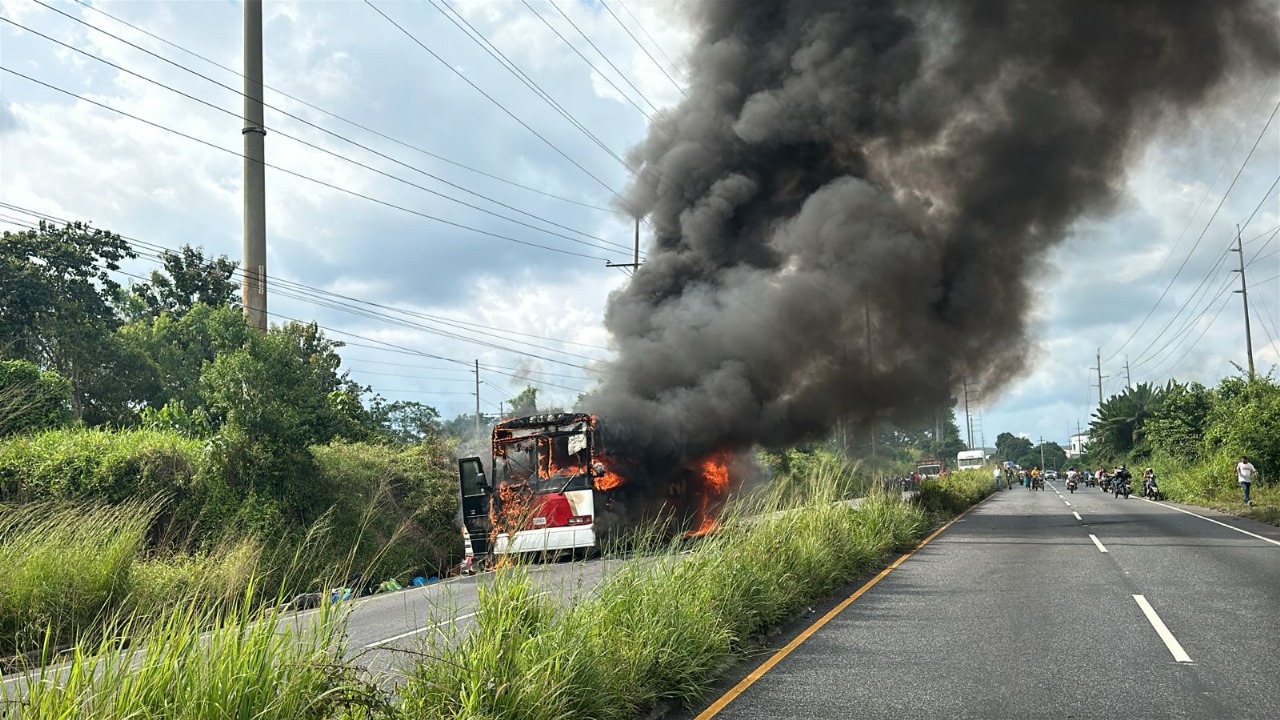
[1144,381,1212,461]
[507,386,538,417]
[127,245,239,319]
[1089,382,1165,460]
[0,360,72,436]
[1016,441,1067,471]
[0,221,136,418]
[995,432,1033,464]
[369,397,442,444]
[1203,372,1280,474]
[198,321,369,525]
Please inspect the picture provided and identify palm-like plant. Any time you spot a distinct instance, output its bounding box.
[1089,382,1165,459]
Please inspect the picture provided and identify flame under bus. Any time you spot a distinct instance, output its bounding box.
[458,413,617,563]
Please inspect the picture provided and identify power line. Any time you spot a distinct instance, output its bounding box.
[4,12,632,259]
[540,0,671,121]
[1,202,612,369]
[364,0,626,203]
[1106,90,1280,364]
[428,0,641,170]
[615,0,685,81]
[598,0,686,98]
[0,66,613,261]
[64,0,621,216]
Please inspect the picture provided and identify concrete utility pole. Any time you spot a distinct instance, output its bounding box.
[241,0,267,331]
[474,360,481,432]
[1039,436,1045,470]
[866,299,876,460]
[962,378,973,449]
[1124,355,1132,390]
[1231,226,1256,379]
[1092,349,1108,406]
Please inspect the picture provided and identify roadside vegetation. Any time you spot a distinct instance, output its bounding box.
[1080,372,1279,525]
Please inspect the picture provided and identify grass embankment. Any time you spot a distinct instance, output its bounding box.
[3,462,991,720]
[8,584,375,719]
[0,501,259,664]
[0,429,465,665]
[1148,452,1279,526]
[396,465,992,719]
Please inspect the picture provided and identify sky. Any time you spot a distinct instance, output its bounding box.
[0,0,1277,450]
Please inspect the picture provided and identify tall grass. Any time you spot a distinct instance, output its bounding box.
[397,464,935,720]
[1149,451,1280,525]
[6,587,380,720]
[0,500,261,662]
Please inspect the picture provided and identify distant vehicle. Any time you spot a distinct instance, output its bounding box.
[916,457,948,478]
[1045,470,1059,480]
[956,450,986,471]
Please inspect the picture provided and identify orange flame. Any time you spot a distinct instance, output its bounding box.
[686,451,732,537]
[592,455,627,491]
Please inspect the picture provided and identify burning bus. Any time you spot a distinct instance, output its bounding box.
[457,412,730,567]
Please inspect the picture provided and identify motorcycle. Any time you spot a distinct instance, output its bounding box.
[1143,480,1162,501]
[1066,477,1078,494]
[1100,476,1113,492]
[1114,478,1131,499]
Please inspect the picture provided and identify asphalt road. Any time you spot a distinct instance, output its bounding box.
[697,480,1280,720]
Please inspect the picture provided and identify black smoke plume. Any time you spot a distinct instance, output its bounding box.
[587,0,1280,466]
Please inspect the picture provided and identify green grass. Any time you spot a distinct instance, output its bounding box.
[396,463,953,720]
[1148,452,1280,526]
[7,586,381,720]
[0,500,263,662]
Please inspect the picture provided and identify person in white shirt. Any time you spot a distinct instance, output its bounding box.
[993,466,1004,490]
[1236,456,1257,505]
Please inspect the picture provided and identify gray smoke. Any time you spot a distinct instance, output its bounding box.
[586,0,1280,465]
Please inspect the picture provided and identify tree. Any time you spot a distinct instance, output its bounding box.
[1143,381,1212,461]
[368,398,442,444]
[1089,382,1165,459]
[1016,441,1067,471]
[0,221,136,418]
[128,245,239,319]
[1203,372,1280,474]
[507,386,538,417]
[995,432,1033,464]
[0,360,72,436]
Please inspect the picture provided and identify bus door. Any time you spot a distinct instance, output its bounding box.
[458,457,492,556]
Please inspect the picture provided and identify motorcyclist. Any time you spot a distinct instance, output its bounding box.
[1143,468,1158,498]
[1114,465,1133,496]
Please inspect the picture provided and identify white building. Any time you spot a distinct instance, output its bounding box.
[1067,432,1088,458]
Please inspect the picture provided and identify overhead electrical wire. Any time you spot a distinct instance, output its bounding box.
[598,0,687,98]
[615,0,685,82]
[1105,90,1280,364]
[364,0,627,204]
[0,67,615,262]
[538,0,672,123]
[4,12,632,259]
[64,0,621,216]
[429,0,653,163]
[0,202,614,372]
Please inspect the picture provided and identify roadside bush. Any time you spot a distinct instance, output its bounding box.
[913,469,993,515]
[312,440,462,583]
[0,360,72,438]
[399,468,934,720]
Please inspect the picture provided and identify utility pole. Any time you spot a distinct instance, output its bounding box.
[1231,225,1256,379]
[474,359,481,432]
[962,378,973,449]
[241,0,267,331]
[1124,355,1132,390]
[865,299,876,461]
[606,217,643,272]
[1039,436,1045,470]
[1092,349,1108,406]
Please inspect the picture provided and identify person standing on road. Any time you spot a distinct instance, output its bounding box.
[1236,456,1257,505]
[994,466,1004,490]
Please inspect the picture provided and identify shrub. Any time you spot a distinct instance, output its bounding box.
[913,469,993,515]
[0,360,72,438]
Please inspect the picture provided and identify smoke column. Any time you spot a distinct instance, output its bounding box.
[587,0,1280,465]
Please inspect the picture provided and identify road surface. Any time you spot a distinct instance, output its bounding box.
[692,480,1280,720]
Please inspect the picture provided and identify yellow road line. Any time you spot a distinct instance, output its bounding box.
[694,493,995,719]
